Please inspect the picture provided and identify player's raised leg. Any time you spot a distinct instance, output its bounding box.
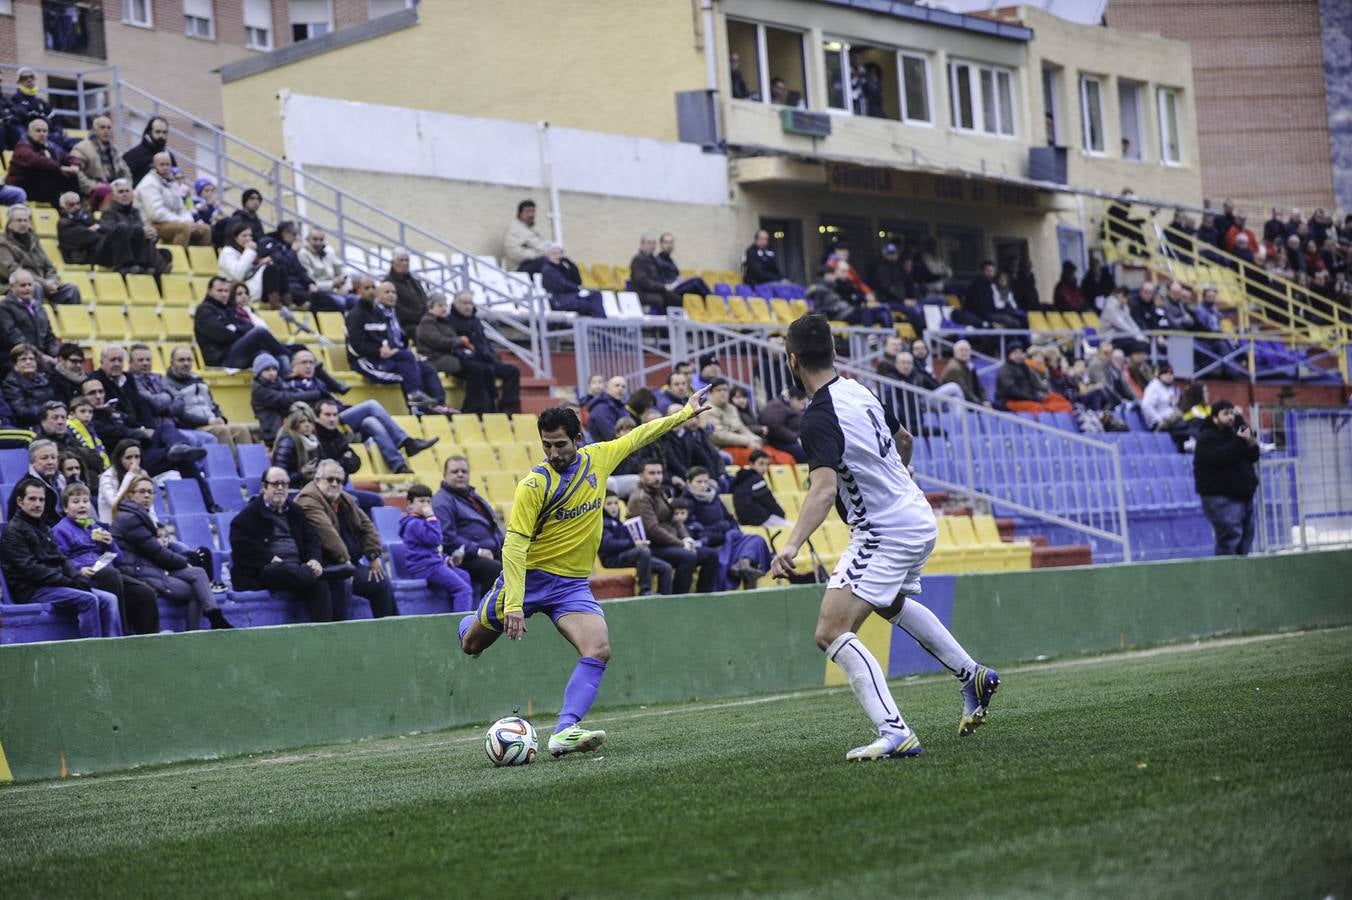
[548,611,609,756]
[817,586,922,762]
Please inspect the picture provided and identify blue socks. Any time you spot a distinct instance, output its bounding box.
[555,656,607,734]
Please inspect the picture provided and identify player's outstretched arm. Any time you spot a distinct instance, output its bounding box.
[770,466,837,578]
[592,385,714,472]
[499,473,545,640]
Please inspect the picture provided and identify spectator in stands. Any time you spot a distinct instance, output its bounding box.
[758,386,806,463]
[295,348,434,468]
[805,265,852,322]
[585,375,630,442]
[910,338,935,376]
[126,344,217,450]
[1085,340,1130,408]
[729,386,765,438]
[598,490,673,596]
[502,199,548,272]
[163,345,253,451]
[728,52,750,99]
[448,289,521,414]
[34,398,99,475]
[629,234,681,311]
[258,221,332,310]
[121,117,174,187]
[56,190,103,265]
[1107,189,1146,246]
[98,178,166,274]
[1194,400,1259,556]
[96,439,142,523]
[1262,207,1284,244]
[1231,232,1256,265]
[1,477,122,637]
[0,272,58,367]
[9,69,68,146]
[0,208,82,304]
[230,466,339,621]
[250,353,292,445]
[214,188,265,249]
[66,396,107,470]
[4,119,76,206]
[653,370,691,413]
[916,237,952,295]
[296,459,399,619]
[938,339,989,406]
[433,454,503,597]
[1161,281,1197,330]
[1142,363,1188,446]
[1224,212,1258,254]
[415,291,469,381]
[11,437,64,526]
[606,413,661,499]
[995,343,1071,414]
[707,379,794,466]
[828,249,891,329]
[742,229,786,286]
[682,466,768,590]
[1099,286,1145,340]
[627,460,718,594]
[386,247,432,334]
[112,473,230,630]
[693,352,721,391]
[135,152,210,247]
[1123,342,1154,397]
[52,482,160,635]
[541,243,605,317]
[2,343,61,426]
[657,402,724,489]
[655,233,711,297]
[1052,261,1088,313]
[397,482,475,612]
[577,373,606,407]
[1196,213,1223,253]
[218,220,285,305]
[1080,253,1115,308]
[297,227,355,310]
[871,243,925,334]
[345,278,449,414]
[271,405,323,489]
[193,276,290,372]
[960,260,1023,328]
[731,449,790,528]
[192,179,227,226]
[310,400,384,514]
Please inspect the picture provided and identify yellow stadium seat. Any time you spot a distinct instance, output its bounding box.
[612,265,630,287]
[125,273,160,305]
[1081,310,1101,330]
[682,294,706,322]
[719,270,740,286]
[31,207,58,237]
[700,269,721,287]
[589,264,618,291]
[895,321,916,340]
[703,295,731,324]
[778,492,802,519]
[465,444,497,474]
[481,413,514,444]
[127,306,165,341]
[1061,311,1084,331]
[92,307,127,341]
[163,306,194,340]
[770,298,794,324]
[392,415,423,439]
[725,296,752,324]
[190,275,215,301]
[91,272,128,303]
[408,449,441,482]
[481,470,518,504]
[321,345,351,372]
[453,414,487,445]
[510,413,538,441]
[497,443,537,477]
[1027,311,1051,331]
[747,297,773,325]
[160,273,194,304]
[1,149,11,170]
[187,245,218,275]
[420,415,454,444]
[1044,312,1069,331]
[162,245,190,275]
[789,299,809,318]
[314,311,347,338]
[768,464,799,495]
[971,514,1032,571]
[62,270,93,299]
[54,305,92,341]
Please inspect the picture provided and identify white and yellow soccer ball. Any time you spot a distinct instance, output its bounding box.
[484,716,538,767]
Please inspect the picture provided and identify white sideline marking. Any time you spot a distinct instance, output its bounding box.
[5,627,1340,794]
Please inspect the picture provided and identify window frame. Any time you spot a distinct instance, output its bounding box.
[244,0,273,50]
[898,51,933,126]
[724,17,809,109]
[1117,78,1145,161]
[183,0,214,40]
[822,36,852,113]
[947,58,1017,138]
[122,0,153,28]
[1079,74,1105,155]
[1042,65,1062,145]
[1157,87,1183,165]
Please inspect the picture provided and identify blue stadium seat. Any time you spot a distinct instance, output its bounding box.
[237,444,270,491]
[165,479,207,516]
[0,449,29,485]
[173,513,217,551]
[209,477,246,511]
[369,506,403,544]
[202,444,237,479]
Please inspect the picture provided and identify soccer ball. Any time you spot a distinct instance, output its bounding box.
[484,716,538,767]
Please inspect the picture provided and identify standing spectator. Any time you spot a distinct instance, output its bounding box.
[296,226,354,310]
[707,379,795,466]
[397,482,474,612]
[758,386,807,463]
[0,208,82,304]
[655,233,711,297]
[938,339,990,406]
[0,477,121,637]
[682,466,769,590]
[731,449,791,527]
[70,115,129,206]
[112,474,231,630]
[345,278,449,413]
[98,178,166,274]
[4,119,76,206]
[448,290,521,414]
[52,482,160,635]
[135,152,210,247]
[230,466,338,621]
[586,375,630,442]
[728,52,750,99]
[1052,261,1088,313]
[195,273,295,371]
[121,117,175,187]
[629,234,680,311]
[502,199,547,271]
[626,460,718,594]
[598,490,674,596]
[163,345,253,451]
[296,459,399,619]
[433,455,503,597]
[386,247,431,335]
[540,243,605,317]
[1080,254,1116,308]
[1194,401,1259,556]
[2,343,62,426]
[742,229,786,286]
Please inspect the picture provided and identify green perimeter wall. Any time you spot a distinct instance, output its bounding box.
[1,550,1349,783]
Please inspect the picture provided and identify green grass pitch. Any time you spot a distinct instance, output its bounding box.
[3,627,1350,898]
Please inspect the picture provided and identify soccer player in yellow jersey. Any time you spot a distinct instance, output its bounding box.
[458,384,712,756]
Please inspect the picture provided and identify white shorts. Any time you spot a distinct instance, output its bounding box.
[827,535,937,609]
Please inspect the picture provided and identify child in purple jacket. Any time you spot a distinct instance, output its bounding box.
[399,483,475,612]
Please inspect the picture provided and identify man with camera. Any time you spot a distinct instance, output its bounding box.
[1193,400,1260,556]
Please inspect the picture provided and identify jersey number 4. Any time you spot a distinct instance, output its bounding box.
[867,408,894,459]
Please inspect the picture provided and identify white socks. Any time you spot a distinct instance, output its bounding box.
[824,632,909,737]
[892,599,976,682]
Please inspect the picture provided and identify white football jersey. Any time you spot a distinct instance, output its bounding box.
[799,376,938,544]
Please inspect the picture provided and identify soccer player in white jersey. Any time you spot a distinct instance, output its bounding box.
[769,314,1000,761]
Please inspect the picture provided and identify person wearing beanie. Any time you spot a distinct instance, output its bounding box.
[192,178,227,226]
[249,353,293,444]
[213,187,265,249]
[1193,400,1260,556]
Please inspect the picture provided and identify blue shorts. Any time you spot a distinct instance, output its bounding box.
[475,569,603,633]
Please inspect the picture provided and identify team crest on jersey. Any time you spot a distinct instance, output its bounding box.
[525,477,540,490]
[585,473,597,489]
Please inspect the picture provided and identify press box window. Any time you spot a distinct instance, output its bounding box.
[725,19,807,107]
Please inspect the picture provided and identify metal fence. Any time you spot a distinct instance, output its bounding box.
[1254,406,1352,553]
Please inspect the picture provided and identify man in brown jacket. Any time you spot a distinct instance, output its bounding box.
[625,459,717,594]
[295,459,398,618]
[937,339,990,406]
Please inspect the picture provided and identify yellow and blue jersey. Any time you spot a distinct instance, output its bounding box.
[496,405,695,616]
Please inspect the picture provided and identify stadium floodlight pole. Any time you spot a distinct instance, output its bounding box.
[537,122,564,248]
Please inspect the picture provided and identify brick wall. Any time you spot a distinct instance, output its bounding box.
[1106,0,1336,213]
